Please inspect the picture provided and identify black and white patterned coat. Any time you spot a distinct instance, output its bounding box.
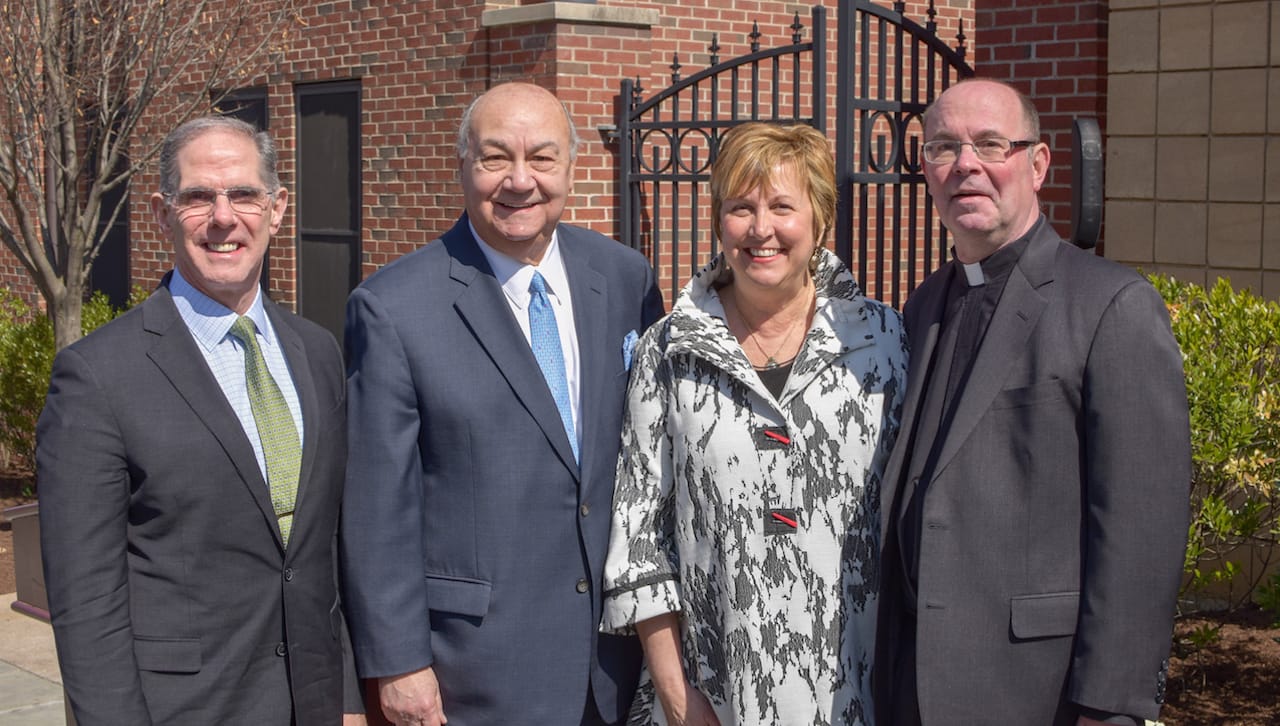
[603,249,908,725]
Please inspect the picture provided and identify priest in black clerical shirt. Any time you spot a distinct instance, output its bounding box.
[873,78,1191,726]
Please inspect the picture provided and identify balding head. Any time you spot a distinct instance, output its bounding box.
[456,83,580,264]
[457,83,580,164]
[922,79,1050,262]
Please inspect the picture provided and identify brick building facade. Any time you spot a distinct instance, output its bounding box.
[9,0,1227,338]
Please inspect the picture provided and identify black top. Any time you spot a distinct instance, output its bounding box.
[755,358,795,400]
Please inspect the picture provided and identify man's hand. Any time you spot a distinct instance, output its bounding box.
[378,667,447,726]
[343,714,370,725]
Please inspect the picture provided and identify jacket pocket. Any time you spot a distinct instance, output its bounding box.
[1010,591,1079,639]
[134,637,201,673]
[991,379,1068,410]
[425,573,492,618]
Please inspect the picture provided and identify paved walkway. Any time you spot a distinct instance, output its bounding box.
[0,593,66,725]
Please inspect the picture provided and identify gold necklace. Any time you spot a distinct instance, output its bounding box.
[748,322,795,369]
[727,290,805,369]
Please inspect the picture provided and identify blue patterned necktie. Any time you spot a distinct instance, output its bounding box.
[229,316,300,546]
[528,272,578,463]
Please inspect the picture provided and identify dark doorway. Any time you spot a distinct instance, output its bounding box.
[90,176,131,309]
[295,81,362,343]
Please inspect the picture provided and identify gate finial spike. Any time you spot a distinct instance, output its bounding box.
[670,53,682,83]
[791,12,803,44]
[709,33,720,65]
[956,19,967,58]
[750,21,761,52]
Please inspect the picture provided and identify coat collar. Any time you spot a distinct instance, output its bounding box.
[662,249,881,408]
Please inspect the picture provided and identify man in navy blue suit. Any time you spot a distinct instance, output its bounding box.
[341,82,664,726]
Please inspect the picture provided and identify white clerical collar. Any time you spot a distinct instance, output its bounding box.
[961,261,985,287]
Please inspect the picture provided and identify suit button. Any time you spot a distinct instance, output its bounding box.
[275,642,288,657]
[283,568,294,581]
[576,578,590,593]
[579,504,590,517]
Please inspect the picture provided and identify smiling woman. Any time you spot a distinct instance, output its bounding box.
[601,122,908,726]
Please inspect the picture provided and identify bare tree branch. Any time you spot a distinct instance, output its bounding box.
[0,0,299,349]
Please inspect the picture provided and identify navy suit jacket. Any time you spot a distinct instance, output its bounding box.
[37,279,360,725]
[874,219,1191,724]
[341,216,664,724]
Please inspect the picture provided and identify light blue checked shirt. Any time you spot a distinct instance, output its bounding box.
[170,268,304,485]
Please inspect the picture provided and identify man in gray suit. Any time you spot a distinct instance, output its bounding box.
[874,79,1191,725]
[37,116,364,725]
[340,82,663,726]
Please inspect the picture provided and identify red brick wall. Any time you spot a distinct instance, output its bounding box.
[972,0,1108,241]
[2,0,984,313]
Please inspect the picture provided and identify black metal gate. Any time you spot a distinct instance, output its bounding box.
[617,0,972,307]
[837,0,972,306]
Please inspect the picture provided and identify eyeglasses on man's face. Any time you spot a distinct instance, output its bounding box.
[165,186,275,215]
[921,137,1040,165]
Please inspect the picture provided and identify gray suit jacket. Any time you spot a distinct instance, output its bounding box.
[874,219,1191,724]
[37,279,360,725]
[340,216,664,725]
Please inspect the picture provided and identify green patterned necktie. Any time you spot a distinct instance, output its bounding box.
[229,316,300,547]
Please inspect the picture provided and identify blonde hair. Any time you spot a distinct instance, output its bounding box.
[710,122,836,245]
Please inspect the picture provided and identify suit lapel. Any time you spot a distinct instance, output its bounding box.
[562,227,607,487]
[143,285,282,541]
[880,278,948,544]
[444,221,582,479]
[930,231,1056,479]
[268,302,317,547]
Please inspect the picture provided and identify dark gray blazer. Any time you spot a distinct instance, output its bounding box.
[37,279,360,725]
[340,216,664,725]
[874,219,1191,724]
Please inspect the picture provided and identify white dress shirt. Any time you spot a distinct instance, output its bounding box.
[471,225,582,452]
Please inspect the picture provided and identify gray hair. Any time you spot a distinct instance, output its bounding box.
[158,116,280,195]
[454,85,581,162]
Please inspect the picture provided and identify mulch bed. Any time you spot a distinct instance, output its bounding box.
[1162,605,1280,725]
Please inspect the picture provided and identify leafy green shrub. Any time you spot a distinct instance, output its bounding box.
[1256,572,1280,627]
[1150,274,1280,612]
[0,288,145,475]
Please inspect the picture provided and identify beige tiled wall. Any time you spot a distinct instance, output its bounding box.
[1106,0,1278,299]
